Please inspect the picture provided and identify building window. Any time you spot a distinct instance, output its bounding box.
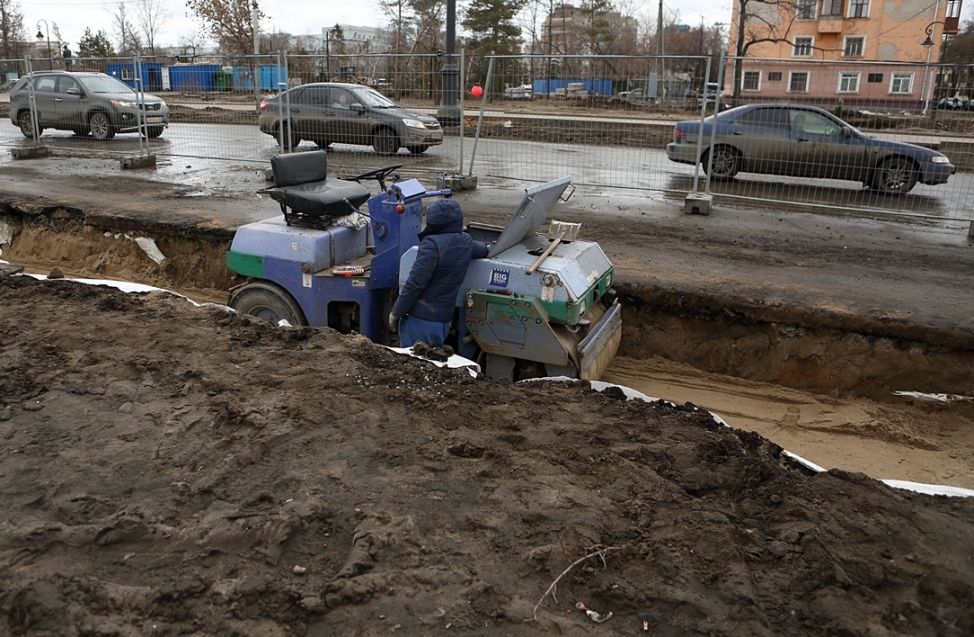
[867,72,883,83]
[843,36,864,57]
[822,0,843,16]
[797,0,817,19]
[793,37,814,57]
[121,68,134,81]
[838,72,860,93]
[742,71,761,91]
[890,72,913,94]
[768,72,783,81]
[849,0,869,17]
[789,71,810,92]
[946,0,960,18]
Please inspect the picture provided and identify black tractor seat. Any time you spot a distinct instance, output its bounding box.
[260,150,370,228]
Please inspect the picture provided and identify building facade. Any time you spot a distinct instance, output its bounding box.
[726,0,964,109]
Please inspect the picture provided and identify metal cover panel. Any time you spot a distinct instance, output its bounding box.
[488,176,571,257]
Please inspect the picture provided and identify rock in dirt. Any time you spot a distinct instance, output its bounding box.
[0,276,972,636]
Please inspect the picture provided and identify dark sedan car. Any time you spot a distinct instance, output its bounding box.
[666,104,955,194]
[258,82,443,155]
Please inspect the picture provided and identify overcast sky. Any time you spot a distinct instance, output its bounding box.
[25,0,740,51]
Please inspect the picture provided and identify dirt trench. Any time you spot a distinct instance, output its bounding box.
[3,203,972,403]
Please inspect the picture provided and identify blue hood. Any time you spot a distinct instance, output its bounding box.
[419,199,463,238]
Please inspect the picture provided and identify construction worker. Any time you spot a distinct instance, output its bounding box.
[388,199,489,348]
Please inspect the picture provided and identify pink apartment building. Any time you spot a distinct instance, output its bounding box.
[726,0,964,109]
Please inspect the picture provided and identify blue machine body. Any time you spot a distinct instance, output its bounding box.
[227,178,444,341]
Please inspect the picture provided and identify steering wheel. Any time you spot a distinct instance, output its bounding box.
[345,164,403,191]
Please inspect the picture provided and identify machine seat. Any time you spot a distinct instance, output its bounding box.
[261,150,370,227]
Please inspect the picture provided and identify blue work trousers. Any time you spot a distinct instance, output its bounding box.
[399,315,451,348]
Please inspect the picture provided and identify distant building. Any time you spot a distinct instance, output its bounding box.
[726,0,965,109]
[541,3,637,56]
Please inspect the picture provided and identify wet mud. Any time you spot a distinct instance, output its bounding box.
[1,275,973,636]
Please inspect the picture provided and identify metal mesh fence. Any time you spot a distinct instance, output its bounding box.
[694,57,974,223]
[463,53,714,196]
[0,52,971,227]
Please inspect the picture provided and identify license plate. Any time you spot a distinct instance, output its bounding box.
[146,117,163,124]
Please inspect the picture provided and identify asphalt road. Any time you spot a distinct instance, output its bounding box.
[3,120,973,225]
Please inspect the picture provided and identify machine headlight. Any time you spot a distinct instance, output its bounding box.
[930,155,951,164]
[403,119,427,129]
[111,99,134,108]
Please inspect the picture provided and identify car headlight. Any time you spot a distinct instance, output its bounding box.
[111,99,134,108]
[403,119,427,129]
[930,155,951,164]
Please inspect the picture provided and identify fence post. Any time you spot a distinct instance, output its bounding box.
[703,50,727,199]
[467,53,495,178]
[11,56,51,159]
[458,48,465,175]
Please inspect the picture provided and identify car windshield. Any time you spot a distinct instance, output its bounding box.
[350,87,397,108]
[78,75,134,94]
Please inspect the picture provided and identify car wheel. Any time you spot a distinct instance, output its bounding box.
[703,146,741,180]
[372,128,399,155]
[873,157,918,194]
[228,281,307,326]
[277,122,300,149]
[18,111,41,138]
[89,112,115,140]
[145,126,165,139]
[406,145,428,154]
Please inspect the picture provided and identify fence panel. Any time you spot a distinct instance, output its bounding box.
[0,57,32,148]
[469,53,713,198]
[707,56,974,223]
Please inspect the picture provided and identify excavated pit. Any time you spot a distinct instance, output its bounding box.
[2,203,972,405]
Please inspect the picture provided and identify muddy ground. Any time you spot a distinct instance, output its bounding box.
[1,274,973,636]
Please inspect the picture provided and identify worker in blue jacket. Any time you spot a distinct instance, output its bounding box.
[389,198,489,348]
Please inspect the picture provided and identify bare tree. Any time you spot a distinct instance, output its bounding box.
[136,0,170,57]
[0,0,27,60]
[185,0,263,56]
[111,3,143,55]
[730,0,800,101]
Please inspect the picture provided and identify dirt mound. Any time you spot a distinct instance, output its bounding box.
[1,276,972,636]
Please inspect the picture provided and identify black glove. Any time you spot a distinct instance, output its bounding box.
[388,313,399,332]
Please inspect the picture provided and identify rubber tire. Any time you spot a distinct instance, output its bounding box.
[278,122,299,150]
[703,146,741,180]
[372,128,400,155]
[873,157,918,194]
[145,126,165,139]
[229,282,307,326]
[89,112,115,140]
[18,111,41,138]
[406,145,428,154]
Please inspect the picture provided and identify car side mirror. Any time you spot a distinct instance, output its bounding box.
[841,126,853,138]
[66,87,81,96]
[350,103,365,113]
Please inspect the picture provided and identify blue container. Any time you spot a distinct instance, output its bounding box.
[260,65,286,91]
[167,64,221,91]
[106,62,166,91]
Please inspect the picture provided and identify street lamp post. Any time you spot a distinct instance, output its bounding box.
[36,20,52,70]
[920,21,946,115]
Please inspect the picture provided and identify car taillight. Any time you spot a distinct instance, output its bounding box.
[259,100,269,111]
[674,127,685,143]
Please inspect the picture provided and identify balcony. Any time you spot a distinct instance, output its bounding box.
[818,17,844,33]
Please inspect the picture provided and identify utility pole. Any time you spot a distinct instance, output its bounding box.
[437,0,460,126]
[251,0,261,109]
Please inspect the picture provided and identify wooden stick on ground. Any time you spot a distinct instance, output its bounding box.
[530,545,621,622]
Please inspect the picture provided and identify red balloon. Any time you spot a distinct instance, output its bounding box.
[471,85,483,97]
